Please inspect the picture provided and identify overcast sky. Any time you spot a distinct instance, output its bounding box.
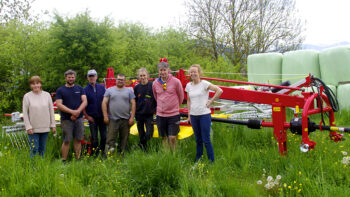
[31,0,350,46]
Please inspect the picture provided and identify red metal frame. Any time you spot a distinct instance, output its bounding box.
[105,67,343,155]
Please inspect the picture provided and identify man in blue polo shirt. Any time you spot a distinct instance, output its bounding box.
[83,69,106,157]
[56,69,87,162]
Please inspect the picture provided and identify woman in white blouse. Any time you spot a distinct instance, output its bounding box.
[23,76,56,158]
[185,65,223,162]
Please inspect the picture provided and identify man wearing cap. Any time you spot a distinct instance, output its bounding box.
[83,69,107,157]
[56,69,87,162]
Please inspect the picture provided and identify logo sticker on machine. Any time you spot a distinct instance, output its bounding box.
[273,107,281,112]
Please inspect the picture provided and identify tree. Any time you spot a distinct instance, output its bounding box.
[46,11,115,89]
[185,0,223,62]
[185,0,304,68]
[0,21,49,113]
[0,0,35,24]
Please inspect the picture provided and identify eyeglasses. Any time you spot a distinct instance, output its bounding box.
[88,75,96,77]
[117,79,125,81]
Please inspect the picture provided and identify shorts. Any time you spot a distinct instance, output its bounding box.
[156,115,180,137]
[61,118,84,142]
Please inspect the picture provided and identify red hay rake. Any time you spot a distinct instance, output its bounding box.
[105,67,350,155]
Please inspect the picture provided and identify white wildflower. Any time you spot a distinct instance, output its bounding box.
[60,174,64,178]
[274,179,280,185]
[0,151,3,157]
[276,175,282,180]
[267,176,273,183]
[343,151,348,156]
[264,182,275,190]
[342,157,350,165]
[263,168,266,174]
[257,180,263,185]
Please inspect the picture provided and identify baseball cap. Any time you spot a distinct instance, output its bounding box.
[87,69,97,76]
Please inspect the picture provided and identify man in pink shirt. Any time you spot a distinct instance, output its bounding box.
[153,58,184,151]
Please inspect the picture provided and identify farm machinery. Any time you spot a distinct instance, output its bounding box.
[105,67,350,155]
[3,66,350,156]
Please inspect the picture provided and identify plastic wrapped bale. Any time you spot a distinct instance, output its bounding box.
[337,84,350,110]
[327,84,337,97]
[319,46,350,86]
[247,53,282,85]
[282,50,321,84]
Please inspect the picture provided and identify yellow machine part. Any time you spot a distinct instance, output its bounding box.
[130,124,194,140]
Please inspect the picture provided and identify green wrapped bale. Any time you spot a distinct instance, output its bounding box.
[247,53,282,85]
[282,50,320,84]
[337,84,350,110]
[327,85,337,97]
[319,46,350,86]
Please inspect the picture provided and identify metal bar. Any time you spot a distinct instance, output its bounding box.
[187,76,302,91]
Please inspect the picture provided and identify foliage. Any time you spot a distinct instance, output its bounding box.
[0,0,34,24]
[1,111,350,196]
[0,21,49,113]
[185,0,304,67]
[0,10,234,115]
[45,11,115,89]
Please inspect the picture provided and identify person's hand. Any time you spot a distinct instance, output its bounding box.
[206,100,213,108]
[52,127,56,133]
[71,115,77,121]
[128,118,134,126]
[187,116,191,124]
[104,116,109,125]
[27,129,33,135]
[86,115,94,123]
[71,110,80,117]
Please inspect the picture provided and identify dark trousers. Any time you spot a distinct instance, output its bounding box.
[190,113,214,162]
[89,116,107,155]
[107,119,129,153]
[136,115,154,149]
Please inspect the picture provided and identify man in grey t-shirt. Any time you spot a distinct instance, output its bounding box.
[102,73,136,154]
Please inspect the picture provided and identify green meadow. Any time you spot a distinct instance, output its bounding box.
[1,112,350,196]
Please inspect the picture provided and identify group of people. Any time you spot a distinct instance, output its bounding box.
[22,59,223,163]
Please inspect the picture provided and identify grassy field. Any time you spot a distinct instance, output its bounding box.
[1,112,350,196]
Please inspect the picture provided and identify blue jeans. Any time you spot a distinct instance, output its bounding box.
[28,132,49,158]
[190,113,214,162]
[89,116,107,155]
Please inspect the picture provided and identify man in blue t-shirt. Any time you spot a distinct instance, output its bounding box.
[56,69,87,162]
[83,69,106,157]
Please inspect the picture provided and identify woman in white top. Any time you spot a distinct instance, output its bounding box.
[185,64,223,162]
[23,76,56,158]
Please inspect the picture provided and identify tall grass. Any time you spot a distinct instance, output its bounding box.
[1,112,350,196]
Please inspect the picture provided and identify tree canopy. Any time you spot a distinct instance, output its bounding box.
[0,0,305,114]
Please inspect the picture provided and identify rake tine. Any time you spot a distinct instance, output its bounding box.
[13,133,22,149]
[17,132,25,149]
[19,132,27,149]
[15,133,23,150]
[25,133,31,148]
[12,133,21,150]
[7,133,16,148]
